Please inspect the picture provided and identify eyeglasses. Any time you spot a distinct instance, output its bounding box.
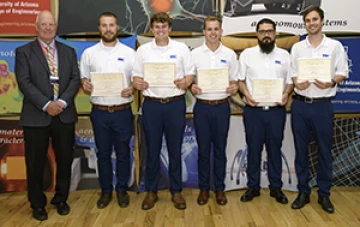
[257,29,275,35]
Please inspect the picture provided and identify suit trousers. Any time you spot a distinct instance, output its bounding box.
[23,116,75,209]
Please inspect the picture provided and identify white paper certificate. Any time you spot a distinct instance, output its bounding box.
[298,58,331,82]
[252,78,283,102]
[144,62,176,87]
[90,72,124,96]
[197,68,229,92]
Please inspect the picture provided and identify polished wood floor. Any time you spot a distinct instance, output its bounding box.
[0,187,359,227]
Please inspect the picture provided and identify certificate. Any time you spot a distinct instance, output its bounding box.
[90,72,124,96]
[298,58,331,82]
[144,62,176,87]
[252,78,283,102]
[197,68,229,92]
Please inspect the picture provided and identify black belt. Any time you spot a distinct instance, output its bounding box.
[292,94,331,103]
[246,105,283,111]
[92,103,131,112]
[144,95,184,103]
[197,98,229,105]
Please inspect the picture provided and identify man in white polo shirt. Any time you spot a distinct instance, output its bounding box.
[80,12,135,209]
[132,12,195,210]
[290,6,348,213]
[190,16,239,206]
[239,18,293,205]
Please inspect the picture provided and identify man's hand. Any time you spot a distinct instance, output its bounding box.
[46,101,63,116]
[133,77,149,91]
[245,94,258,107]
[295,80,311,90]
[174,78,188,90]
[314,79,333,89]
[190,84,202,95]
[226,83,239,95]
[82,78,93,93]
[277,92,289,106]
[121,87,134,98]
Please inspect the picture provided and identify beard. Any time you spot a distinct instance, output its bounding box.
[258,38,275,54]
[100,31,118,43]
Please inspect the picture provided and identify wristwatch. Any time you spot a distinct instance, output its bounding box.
[331,79,337,88]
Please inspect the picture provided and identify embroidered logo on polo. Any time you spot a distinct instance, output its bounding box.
[221,59,227,63]
[118,57,124,61]
[170,55,177,59]
[275,60,281,64]
[322,54,330,58]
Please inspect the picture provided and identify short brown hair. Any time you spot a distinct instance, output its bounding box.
[203,16,222,29]
[98,12,118,26]
[150,12,172,28]
[302,6,324,22]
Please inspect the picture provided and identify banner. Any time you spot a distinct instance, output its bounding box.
[57,0,213,35]
[222,0,360,35]
[0,0,51,36]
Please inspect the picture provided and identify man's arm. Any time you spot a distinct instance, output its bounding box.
[239,80,258,107]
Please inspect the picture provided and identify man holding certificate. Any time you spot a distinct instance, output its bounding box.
[290,6,348,213]
[238,18,293,205]
[190,16,239,206]
[132,12,195,210]
[80,12,135,209]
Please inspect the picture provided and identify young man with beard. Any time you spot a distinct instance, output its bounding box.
[290,6,348,213]
[15,10,80,221]
[80,12,135,209]
[190,16,239,206]
[132,12,195,210]
[238,18,293,204]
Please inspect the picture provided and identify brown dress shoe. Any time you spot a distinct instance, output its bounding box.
[215,191,228,205]
[142,191,158,210]
[197,191,210,205]
[172,192,187,210]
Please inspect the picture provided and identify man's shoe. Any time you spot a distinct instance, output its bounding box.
[240,188,260,202]
[270,189,288,204]
[142,191,158,210]
[32,208,48,221]
[291,192,310,209]
[215,191,228,205]
[197,190,210,205]
[97,192,112,209]
[117,191,130,208]
[52,202,70,215]
[318,196,334,213]
[172,193,186,210]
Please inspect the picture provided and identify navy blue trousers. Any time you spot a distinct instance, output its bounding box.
[291,99,333,196]
[142,98,186,194]
[243,105,286,190]
[90,107,133,193]
[194,101,230,191]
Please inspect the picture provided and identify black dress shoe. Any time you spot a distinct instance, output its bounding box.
[117,191,130,208]
[291,192,310,209]
[270,189,288,204]
[240,188,260,202]
[53,202,70,215]
[97,192,112,209]
[32,208,48,221]
[318,196,334,213]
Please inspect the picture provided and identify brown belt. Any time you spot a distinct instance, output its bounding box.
[144,95,184,103]
[92,103,131,112]
[197,98,229,105]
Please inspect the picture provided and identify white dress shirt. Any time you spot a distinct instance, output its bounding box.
[80,40,135,105]
[192,42,239,100]
[239,45,292,106]
[132,38,195,98]
[291,35,349,98]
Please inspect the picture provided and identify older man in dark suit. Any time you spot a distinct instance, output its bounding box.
[15,10,80,221]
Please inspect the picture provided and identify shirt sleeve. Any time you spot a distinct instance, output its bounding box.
[334,43,349,78]
[131,46,145,80]
[228,51,240,81]
[239,50,247,81]
[80,49,90,79]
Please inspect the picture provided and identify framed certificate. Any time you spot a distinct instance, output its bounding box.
[197,68,229,93]
[90,72,124,96]
[144,62,176,87]
[252,78,283,102]
[298,58,331,82]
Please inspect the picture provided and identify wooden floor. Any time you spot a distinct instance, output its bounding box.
[0,187,359,227]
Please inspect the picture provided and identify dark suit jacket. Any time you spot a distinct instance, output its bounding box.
[15,39,80,127]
